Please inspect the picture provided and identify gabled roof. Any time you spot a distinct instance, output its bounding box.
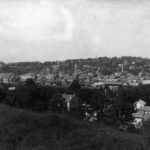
[134,99,146,106]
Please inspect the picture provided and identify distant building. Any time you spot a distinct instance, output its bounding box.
[132,111,143,128]
[45,74,55,81]
[133,100,150,128]
[104,81,123,90]
[20,73,35,82]
[66,76,74,83]
[141,80,150,85]
[8,87,16,91]
[0,73,14,84]
[91,82,104,88]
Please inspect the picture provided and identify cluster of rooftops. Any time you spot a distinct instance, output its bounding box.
[133,99,150,128]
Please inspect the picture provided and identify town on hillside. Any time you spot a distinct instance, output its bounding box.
[1,57,150,130]
[0,56,150,87]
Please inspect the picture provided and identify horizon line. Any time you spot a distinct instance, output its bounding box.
[1,55,149,64]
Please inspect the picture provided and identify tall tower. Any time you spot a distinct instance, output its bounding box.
[96,66,100,75]
[74,64,77,78]
[121,63,124,73]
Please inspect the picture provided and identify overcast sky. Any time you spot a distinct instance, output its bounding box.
[0,0,150,62]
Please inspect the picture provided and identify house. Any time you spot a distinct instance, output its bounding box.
[129,82,139,86]
[132,111,143,128]
[8,87,16,91]
[141,80,150,85]
[133,100,150,128]
[62,94,79,112]
[45,74,55,81]
[0,73,15,83]
[20,73,35,82]
[104,81,122,90]
[66,76,74,83]
[91,82,104,88]
[134,99,146,110]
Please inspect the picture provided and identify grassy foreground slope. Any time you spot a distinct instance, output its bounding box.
[0,105,148,150]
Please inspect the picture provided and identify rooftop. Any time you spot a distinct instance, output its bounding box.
[134,99,146,106]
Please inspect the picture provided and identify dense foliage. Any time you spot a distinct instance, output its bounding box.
[0,105,148,150]
[1,78,150,126]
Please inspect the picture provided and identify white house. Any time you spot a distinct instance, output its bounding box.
[8,87,16,91]
[133,100,150,128]
[20,73,35,82]
[134,99,146,110]
[91,82,104,88]
[0,73,14,83]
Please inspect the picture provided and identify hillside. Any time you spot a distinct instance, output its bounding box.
[0,104,148,150]
[1,56,150,75]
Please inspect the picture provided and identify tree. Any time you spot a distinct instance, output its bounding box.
[70,79,81,93]
[76,88,95,104]
[4,90,16,107]
[13,83,41,110]
[0,87,7,103]
[112,97,135,126]
[49,93,64,112]
[91,90,109,120]
[25,78,35,86]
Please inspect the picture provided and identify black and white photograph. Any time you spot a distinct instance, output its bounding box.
[0,0,150,149]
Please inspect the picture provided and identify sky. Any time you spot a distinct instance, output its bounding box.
[0,0,150,62]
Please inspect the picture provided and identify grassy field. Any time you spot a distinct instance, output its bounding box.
[0,104,149,150]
